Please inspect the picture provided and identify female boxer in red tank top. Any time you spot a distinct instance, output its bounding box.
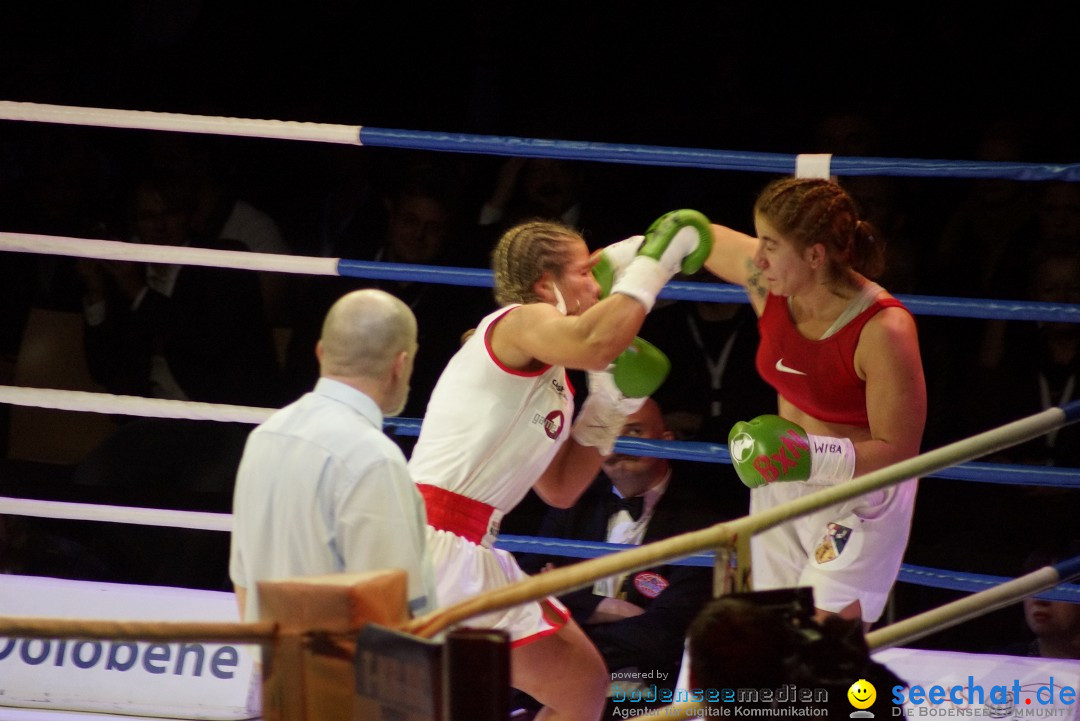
[702,177,926,628]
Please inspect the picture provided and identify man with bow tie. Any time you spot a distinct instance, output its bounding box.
[516,398,741,716]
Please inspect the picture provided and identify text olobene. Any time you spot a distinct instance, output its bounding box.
[0,637,240,678]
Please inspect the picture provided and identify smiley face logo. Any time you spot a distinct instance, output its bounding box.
[848,679,877,710]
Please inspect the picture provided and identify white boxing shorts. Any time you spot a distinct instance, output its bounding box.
[748,478,918,622]
[419,484,569,646]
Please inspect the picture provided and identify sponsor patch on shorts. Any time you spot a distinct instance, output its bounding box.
[813,521,855,566]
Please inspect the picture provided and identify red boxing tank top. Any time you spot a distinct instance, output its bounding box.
[755,292,909,426]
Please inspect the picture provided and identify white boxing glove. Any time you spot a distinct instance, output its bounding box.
[592,235,644,299]
[571,367,647,455]
[610,210,713,312]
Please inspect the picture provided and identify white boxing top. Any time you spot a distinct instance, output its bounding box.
[408,305,574,512]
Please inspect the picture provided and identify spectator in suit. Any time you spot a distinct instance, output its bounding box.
[78,172,282,410]
[472,155,635,257]
[284,159,492,421]
[517,398,734,718]
[142,132,295,327]
[71,171,283,588]
[477,157,586,237]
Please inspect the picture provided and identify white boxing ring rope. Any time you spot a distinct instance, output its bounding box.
[4,231,1078,322]
[0,399,1078,644]
[0,101,366,146]
[5,99,1080,181]
[0,232,340,276]
[399,400,1080,639]
[866,555,1080,652]
[0,495,231,532]
[0,384,1076,559]
[0,384,276,425]
[2,100,1080,714]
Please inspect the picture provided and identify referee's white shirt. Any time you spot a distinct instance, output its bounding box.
[229,377,436,620]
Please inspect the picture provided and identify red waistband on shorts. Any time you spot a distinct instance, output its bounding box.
[417,484,503,548]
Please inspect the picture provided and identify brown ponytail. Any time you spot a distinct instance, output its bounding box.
[851,219,886,279]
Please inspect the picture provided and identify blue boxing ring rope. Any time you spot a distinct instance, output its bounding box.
[0,100,1078,648]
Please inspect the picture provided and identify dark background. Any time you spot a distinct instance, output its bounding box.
[1,1,1077,655]
[1,1,1077,155]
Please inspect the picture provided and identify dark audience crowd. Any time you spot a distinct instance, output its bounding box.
[0,1,1077,659]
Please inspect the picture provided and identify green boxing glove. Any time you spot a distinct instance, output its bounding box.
[593,235,644,299]
[571,338,670,454]
[612,336,670,398]
[609,209,714,312]
[639,209,714,274]
[727,415,855,489]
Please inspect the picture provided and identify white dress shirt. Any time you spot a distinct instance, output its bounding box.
[229,377,436,620]
[593,471,671,598]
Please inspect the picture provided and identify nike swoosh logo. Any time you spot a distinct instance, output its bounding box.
[775,358,807,376]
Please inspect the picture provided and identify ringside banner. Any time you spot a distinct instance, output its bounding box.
[0,575,259,720]
[874,648,1080,720]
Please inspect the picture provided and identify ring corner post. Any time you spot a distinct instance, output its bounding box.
[257,569,413,721]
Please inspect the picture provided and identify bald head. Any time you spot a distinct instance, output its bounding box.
[319,289,417,380]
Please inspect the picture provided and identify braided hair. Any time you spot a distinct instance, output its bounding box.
[754,177,886,280]
[491,220,580,306]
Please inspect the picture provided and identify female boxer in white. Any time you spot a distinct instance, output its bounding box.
[703,177,926,628]
[409,217,709,720]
